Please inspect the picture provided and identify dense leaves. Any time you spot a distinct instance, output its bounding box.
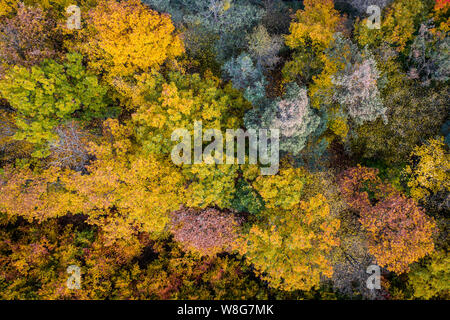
[0,0,448,300]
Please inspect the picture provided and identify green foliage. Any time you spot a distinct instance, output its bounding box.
[230,178,264,215]
[0,53,113,157]
[131,71,248,156]
[408,251,450,299]
[354,0,431,52]
[238,193,340,291]
[352,81,448,164]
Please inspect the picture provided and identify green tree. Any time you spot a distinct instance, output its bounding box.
[0,53,113,157]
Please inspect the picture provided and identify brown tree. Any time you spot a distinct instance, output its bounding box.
[170,207,242,256]
[0,3,58,76]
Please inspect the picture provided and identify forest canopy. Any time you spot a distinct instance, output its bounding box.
[0,0,448,300]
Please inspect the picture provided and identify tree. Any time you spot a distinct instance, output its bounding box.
[222,53,265,91]
[0,109,34,162]
[354,0,428,52]
[246,24,282,70]
[244,81,325,158]
[283,0,344,84]
[0,0,17,16]
[433,0,450,32]
[285,0,343,52]
[0,117,187,239]
[332,51,387,125]
[134,240,267,299]
[269,83,322,155]
[408,250,450,299]
[252,167,307,210]
[331,209,388,299]
[339,166,436,274]
[127,71,248,209]
[82,0,184,80]
[361,193,435,274]
[238,193,340,291]
[230,178,264,215]
[0,219,89,299]
[147,0,264,63]
[61,119,186,239]
[339,166,383,213]
[20,0,96,12]
[340,0,393,15]
[408,22,450,85]
[130,72,247,154]
[0,3,58,77]
[170,207,242,256]
[181,162,239,209]
[404,137,450,203]
[0,53,112,157]
[48,121,92,171]
[298,33,387,142]
[352,82,448,164]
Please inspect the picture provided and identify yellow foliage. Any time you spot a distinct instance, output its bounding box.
[239,194,340,291]
[81,0,184,80]
[355,0,425,52]
[329,116,349,140]
[308,39,350,110]
[60,119,185,238]
[0,0,16,16]
[405,137,450,201]
[182,162,239,209]
[409,250,450,299]
[252,167,307,210]
[0,165,72,222]
[285,0,342,51]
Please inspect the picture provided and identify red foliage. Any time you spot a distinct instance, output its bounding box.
[361,194,436,273]
[338,166,395,212]
[0,3,58,76]
[435,0,450,10]
[339,166,436,273]
[170,207,242,256]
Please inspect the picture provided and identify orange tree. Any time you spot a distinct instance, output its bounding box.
[339,166,436,274]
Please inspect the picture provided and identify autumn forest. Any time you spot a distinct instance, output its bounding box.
[0,0,448,300]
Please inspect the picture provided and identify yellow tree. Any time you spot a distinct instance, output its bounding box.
[355,0,427,52]
[408,250,450,299]
[0,164,72,222]
[238,165,340,291]
[404,137,450,202]
[0,0,19,16]
[238,193,340,291]
[129,71,248,209]
[81,0,184,80]
[285,0,342,52]
[0,118,186,241]
[252,167,307,210]
[283,0,344,84]
[61,119,186,239]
